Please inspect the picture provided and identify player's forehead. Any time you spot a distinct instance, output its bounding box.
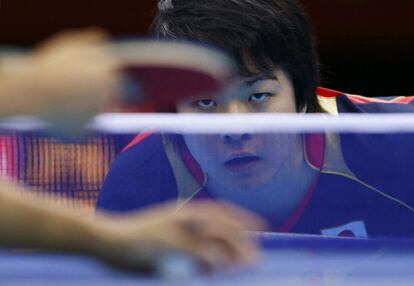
[236,47,278,75]
[235,52,280,81]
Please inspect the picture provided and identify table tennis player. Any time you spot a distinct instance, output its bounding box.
[0,29,265,272]
[98,0,414,238]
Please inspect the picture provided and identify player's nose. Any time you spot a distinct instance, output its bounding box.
[224,100,249,114]
[220,100,251,144]
[220,133,252,144]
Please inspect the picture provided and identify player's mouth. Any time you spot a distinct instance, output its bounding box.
[224,154,261,172]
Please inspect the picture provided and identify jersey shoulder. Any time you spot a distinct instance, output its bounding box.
[97,133,178,212]
[317,87,414,114]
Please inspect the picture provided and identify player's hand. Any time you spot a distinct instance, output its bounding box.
[31,28,121,134]
[93,201,267,273]
[0,28,122,135]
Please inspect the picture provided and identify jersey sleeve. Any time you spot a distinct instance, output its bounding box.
[96,134,178,212]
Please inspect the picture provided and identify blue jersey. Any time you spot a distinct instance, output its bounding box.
[97,88,414,238]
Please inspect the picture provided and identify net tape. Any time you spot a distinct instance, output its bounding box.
[90,113,414,134]
[2,113,414,134]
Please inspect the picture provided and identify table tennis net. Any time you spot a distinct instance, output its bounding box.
[0,113,414,218]
[0,133,131,212]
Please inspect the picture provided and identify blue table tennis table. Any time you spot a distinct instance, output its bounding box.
[1,233,414,285]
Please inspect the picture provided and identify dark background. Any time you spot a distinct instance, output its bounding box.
[1,0,413,97]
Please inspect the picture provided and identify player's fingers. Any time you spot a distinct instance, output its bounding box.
[201,232,259,268]
[139,223,236,271]
[130,218,256,271]
[177,217,261,268]
[98,211,260,272]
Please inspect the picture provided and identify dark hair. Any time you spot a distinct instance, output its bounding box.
[151,0,321,112]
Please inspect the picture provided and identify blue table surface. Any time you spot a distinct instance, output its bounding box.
[2,233,414,286]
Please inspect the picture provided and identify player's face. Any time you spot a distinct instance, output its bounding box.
[177,70,301,191]
[177,69,297,114]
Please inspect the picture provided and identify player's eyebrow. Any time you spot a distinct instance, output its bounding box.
[242,74,278,86]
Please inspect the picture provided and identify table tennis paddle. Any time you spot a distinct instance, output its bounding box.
[109,39,236,112]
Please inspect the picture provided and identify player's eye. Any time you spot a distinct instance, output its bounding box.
[194,99,217,110]
[248,93,272,104]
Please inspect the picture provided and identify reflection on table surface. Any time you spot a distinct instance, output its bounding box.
[2,233,414,286]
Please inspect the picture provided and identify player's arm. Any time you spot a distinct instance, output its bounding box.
[0,179,264,271]
[0,179,100,253]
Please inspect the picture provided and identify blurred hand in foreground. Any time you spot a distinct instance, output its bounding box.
[0,179,266,273]
[0,28,121,134]
[94,201,267,272]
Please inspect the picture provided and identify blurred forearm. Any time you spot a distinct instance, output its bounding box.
[0,179,103,255]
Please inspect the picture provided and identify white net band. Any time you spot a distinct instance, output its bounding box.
[88,113,414,134]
